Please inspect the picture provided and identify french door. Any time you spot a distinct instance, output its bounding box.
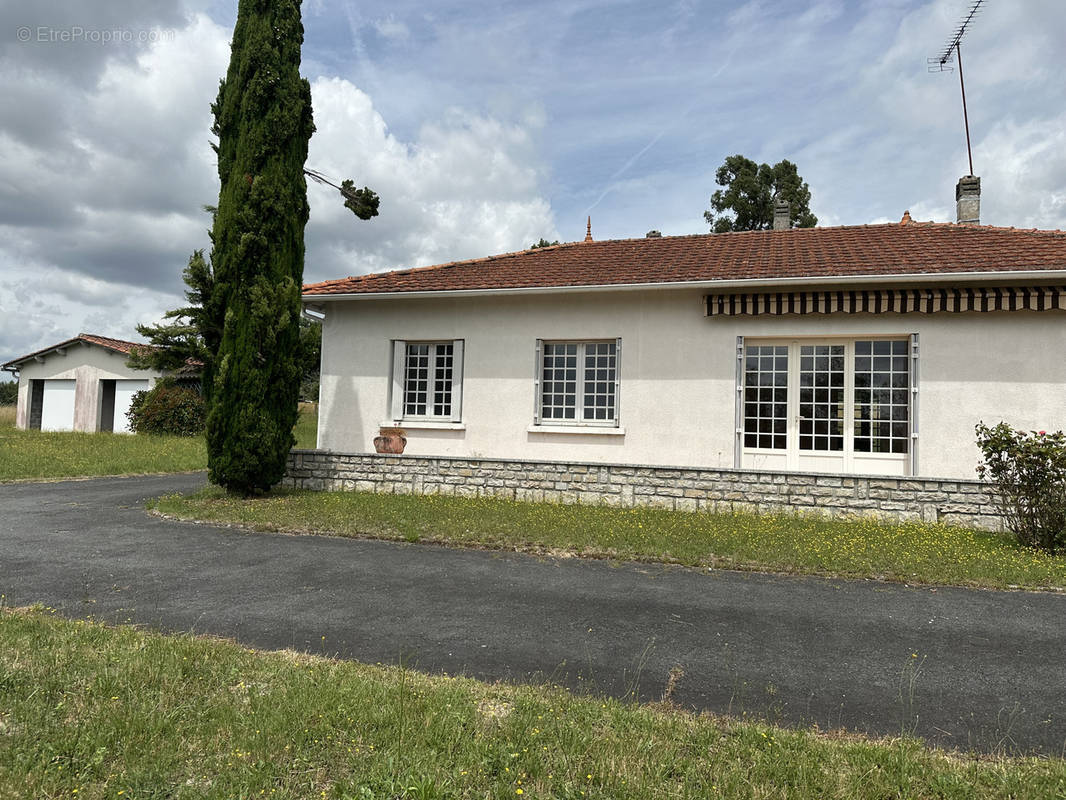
[739,338,913,475]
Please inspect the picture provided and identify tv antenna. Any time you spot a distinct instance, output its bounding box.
[928,0,986,175]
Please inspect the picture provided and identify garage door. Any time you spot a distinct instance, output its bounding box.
[41,380,76,431]
[113,380,150,434]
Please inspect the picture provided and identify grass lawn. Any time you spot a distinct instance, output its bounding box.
[0,423,207,482]
[0,403,318,481]
[1,608,1062,799]
[152,488,1066,590]
[293,401,318,448]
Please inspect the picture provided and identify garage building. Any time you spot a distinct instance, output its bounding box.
[2,334,163,433]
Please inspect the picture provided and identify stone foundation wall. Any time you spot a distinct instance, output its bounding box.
[284,450,1005,530]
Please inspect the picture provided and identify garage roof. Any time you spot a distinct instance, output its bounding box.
[2,333,156,370]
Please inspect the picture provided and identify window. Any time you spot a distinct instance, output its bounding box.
[535,339,620,426]
[390,340,463,422]
[742,344,788,449]
[853,340,910,454]
[798,344,845,452]
[738,337,915,474]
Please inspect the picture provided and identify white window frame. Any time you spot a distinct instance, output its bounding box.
[389,339,464,425]
[736,335,917,475]
[533,338,622,428]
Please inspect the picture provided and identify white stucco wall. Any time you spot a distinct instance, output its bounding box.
[13,344,161,432]
[316,289,1066,480]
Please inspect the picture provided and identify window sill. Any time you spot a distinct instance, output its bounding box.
[527,424,626,436]
[380,420,466,431]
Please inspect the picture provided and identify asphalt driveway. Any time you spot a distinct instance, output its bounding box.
[0,474,1063,755]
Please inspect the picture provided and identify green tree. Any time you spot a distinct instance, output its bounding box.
[205,0,316,494]
[530,238,560,249]
[704,155,817,232]
[128,249,216,374]
[298,314,322,401]
[132,174,371,380]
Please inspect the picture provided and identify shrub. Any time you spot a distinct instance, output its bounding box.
[975,421,1066,553]
[127,382,205,437]
[299,376,319,403]
[0,380,17,406]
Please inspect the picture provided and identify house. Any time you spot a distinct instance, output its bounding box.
[293,179,1066,525]
[2,333,163,433]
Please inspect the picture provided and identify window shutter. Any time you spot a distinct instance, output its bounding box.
[451,339,464,422]
[613,337,622,427]
[390,340,405,422]
[734,336,744,468]
[909,333,920,476]
[533,339,543,425]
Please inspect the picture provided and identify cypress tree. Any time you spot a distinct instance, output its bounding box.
[205,0,314,493]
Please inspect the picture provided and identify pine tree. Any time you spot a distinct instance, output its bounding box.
[127,249,216,374]
[206,0,315,494]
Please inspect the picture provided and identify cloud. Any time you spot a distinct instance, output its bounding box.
[0,264,180,362]
[1,0,188,87]
[0,6,557,359]
[0,12,228,298]
[977,116,1066,230]
[304,76,557,281]
[372,15,410,42]
[3,0,1065,363]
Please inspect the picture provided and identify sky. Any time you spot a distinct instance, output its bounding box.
[1,0,1065,362]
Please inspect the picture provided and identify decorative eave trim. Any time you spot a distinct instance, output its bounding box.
[704,286,1066,316]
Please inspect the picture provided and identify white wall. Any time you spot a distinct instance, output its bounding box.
[317,289,1066,479]
[14,345,160,432]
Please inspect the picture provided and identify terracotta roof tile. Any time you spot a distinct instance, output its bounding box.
[3,333,157,369]
[303,222,1066,297]
[78,333,156,355]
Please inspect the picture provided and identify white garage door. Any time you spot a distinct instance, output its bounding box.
[41,380,76,432]
[113,380,150,434]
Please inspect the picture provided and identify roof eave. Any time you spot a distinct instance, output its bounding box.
[302,268,1066,304]
[2,336,88,370]
[0,335,142,370]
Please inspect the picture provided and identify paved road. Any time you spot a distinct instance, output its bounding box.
[1,474,1063,755]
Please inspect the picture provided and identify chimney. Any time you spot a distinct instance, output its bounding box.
[645,230,662,238]
[773,198,790,230]
[955,175,980,225]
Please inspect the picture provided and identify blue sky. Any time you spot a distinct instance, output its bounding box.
[2,0,1065,358]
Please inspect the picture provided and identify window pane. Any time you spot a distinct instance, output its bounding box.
[541,343,579,419]
[854,340,909,454]
[581,342,616,421]
[798,344,844,451]
[743,345,788,449]
[432,344,453,416]
[403,344,430,416]
[404,343,455,418]
[542,341,617,423]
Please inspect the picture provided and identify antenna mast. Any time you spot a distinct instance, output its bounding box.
[928,0,986,176]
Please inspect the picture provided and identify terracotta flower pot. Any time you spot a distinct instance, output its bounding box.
[373,429,407,454]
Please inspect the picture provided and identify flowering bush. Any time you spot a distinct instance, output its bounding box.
[127,382,205,437]
[975,422,1066,553]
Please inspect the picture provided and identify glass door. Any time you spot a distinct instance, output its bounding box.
[740,338,911,476]
[795,343,847,472]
